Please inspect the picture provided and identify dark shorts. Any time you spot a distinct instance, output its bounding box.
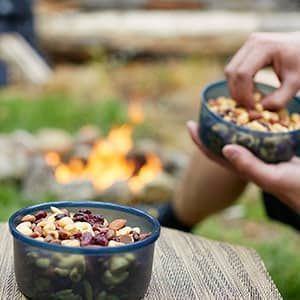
[263,192,300,231]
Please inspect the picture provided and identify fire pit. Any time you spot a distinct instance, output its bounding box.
[9,101,189,205]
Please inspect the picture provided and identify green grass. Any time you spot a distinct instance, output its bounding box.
[0,93,127,133]
[193,198,300,300]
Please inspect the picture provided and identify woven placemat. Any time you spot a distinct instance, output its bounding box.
[0,223,281,299]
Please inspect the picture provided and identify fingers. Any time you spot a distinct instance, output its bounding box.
[262,76,300,110]
[222,144,279,190]
[186,121,233,170]
[225,33,275,108]
[226,49,272,108]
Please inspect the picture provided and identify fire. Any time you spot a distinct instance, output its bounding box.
[128,99,144,125]
[45,101,162,193]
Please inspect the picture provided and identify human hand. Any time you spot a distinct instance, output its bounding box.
[187,120,300,213]
[225,32,300,110]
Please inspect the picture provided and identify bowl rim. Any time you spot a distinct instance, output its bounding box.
[201,79,300,136]
[9,201,161,254]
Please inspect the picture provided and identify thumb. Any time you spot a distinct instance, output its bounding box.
[222,144,277,189]
[262,77,299,110]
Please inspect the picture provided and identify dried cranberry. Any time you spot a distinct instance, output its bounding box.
[55,213,67,220]
[34,210,47,220]
[94,225,108,234]
[78,208,92,214]
[94,234,108,246]
[93,214,104,223]
[132,232,140,242]
[73,213,88,222]
[139,232,151,240]
[86,215,96,225]
[80,232,93,246]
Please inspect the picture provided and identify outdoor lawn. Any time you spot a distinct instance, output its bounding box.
[0,57,299,299]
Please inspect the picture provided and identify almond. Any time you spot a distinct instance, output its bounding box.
[21,214,36,222]
[109,219,127,231]
[119,235,133,244]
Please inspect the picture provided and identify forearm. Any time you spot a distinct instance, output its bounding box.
[173,150,247,226]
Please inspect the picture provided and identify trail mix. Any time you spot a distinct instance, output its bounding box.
[207,93,300,132]
[16,206,151,247]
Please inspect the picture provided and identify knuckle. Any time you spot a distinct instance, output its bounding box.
[235,68,250,80]
[224,65,233,77]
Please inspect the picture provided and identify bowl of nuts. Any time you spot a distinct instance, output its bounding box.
[199,80,300,163]
[9,201,160,300]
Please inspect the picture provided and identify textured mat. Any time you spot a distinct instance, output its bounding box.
[0,223,281,300]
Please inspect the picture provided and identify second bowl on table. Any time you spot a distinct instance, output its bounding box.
[199,80,300,163]
[9,201,161,300]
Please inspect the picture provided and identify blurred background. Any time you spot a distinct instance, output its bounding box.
[0,1,299,298]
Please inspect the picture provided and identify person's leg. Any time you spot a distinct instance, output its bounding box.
[159,150,247,230]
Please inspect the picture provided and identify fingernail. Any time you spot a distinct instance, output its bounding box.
[223,145,239,161]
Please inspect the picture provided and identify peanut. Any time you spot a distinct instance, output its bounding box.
[56,216,74,228]
[61,239,80,247]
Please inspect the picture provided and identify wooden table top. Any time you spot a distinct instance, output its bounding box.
[0,223,282,299]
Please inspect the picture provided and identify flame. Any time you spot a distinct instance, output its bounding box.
[128,99,144,125]
[46,121,162,193]
[128,154,162,193]
[45,151,61,167]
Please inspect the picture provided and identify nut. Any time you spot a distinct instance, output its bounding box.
[246,121,267,132]
[117,226,132,236]
[50,206,64,214]
[56,216,74,228]
[132,227,141,234]
[16,222,33,236]
[16,207,151,249]
[108,240,125,247]
[74,222,94,235]
[21,214,36,222]
[208,95,300,133]
[109,219,127,231]
[64,223,79,235]
[61,239,81,247]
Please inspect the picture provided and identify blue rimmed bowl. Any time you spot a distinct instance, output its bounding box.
[9,201,160,300]
[199,80,300,163]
